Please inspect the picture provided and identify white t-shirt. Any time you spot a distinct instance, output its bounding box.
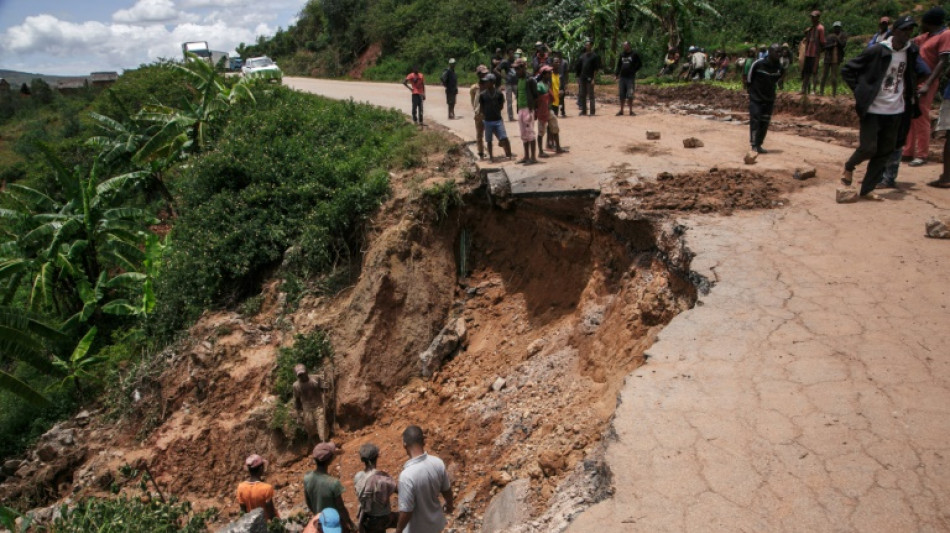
[868,38,908,115]
[397,453,450,533]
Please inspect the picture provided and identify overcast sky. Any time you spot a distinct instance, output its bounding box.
[0,0,307,76]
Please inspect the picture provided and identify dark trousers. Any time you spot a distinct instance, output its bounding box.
[820,61,840,96]
[845,113,901,195]
[577,79,595,114]
[411,93,424,123]
[749,99,774,148]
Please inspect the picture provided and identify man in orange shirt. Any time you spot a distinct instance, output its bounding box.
[403,65,426,125]
[237,454,279,521]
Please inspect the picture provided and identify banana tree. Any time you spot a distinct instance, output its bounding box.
[0,306,69,407]
[631,0,719,49]
[53,326,101,400]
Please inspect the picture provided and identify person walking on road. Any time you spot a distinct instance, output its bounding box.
[515,58,539,163]
[237,454,279,521]
[616,41,642,116]
[747,44,785,154]
[820,21,847,96]
[840,15,921,199]
[440,59,458,119]
[304,442,357,533]
[395,426,453,533]
[801,10,825,95]
[575,40,601,116]
[903,7,950,166]
[470,65,489,159]
[403,65,426,125]
[294,364,334,443]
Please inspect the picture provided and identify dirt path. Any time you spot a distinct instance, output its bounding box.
[292,78,950,530]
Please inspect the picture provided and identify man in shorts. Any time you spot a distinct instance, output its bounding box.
[916,14,950,189]
[615,41,642,115]
[479,74,511,162]
[514,58,539,163]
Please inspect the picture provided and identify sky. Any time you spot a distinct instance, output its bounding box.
[0,0,307,76]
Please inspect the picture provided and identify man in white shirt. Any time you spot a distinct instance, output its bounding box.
[396,425,453,533]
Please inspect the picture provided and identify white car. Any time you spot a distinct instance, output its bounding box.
[242,56,282,83]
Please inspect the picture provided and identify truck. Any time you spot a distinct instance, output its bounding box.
[181,42,229,71]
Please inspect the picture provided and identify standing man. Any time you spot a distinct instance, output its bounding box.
[820,21,847,96]
[440,59,458,120]
[915,12,950,188]
[615,41,642,116]
[354,443,397,533]
[554,51,569,117]
[869,17,891,47]
[479,74,512,161]
[395,426,453,533]
[304,442,356,532]
[515,58,539,163]
[499,50,519,122]
[237,454,279,521]
[840,16,920,199]
[403,65,426,125]
[903,7,950,167]
[470,65,489,159]
[294,364,333,443]
[747,44,785,154]
[575,40,601,116]
[532,41,550,72]
[801,10,825,95]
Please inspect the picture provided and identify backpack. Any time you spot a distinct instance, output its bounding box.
[440,68,450,85]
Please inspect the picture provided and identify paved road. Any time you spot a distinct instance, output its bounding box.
[288,77,950,532]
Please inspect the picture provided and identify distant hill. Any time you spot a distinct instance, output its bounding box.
[0,69,92,89]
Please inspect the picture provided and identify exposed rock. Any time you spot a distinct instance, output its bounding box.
[216,508,267,533]
[491,377,507,392]
[794,166,817,180]
[646,130,661,140]
[486,169,512,208]
[925,216,950,239]
[420,320,465,378]
[744,151,758,165]
[537,450,566,477]
[836,188,859,204]
[36,444,61,463]
[482,479,530,533]
[2,459,21,476]
[526,338,546,358]
[682,137,704,148]
[490,470,513,487]
[455,317,467,345]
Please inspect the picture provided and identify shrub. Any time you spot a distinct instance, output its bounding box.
[49,496,214,532]
[273,331,333,403]
[151,87,412,337]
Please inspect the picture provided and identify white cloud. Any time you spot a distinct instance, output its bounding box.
[113,0,182,24]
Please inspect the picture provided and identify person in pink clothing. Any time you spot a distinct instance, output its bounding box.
[903,7,950,166]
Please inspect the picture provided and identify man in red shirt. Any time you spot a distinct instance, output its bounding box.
[903,7,950,166]
[403,65,426,125]
[801,10,825,96]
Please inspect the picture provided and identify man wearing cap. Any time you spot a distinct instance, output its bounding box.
[237,454,279,521]
[496,49,519,122]
[869,17,891,47]
[479,74,512,161]
[514,58,539,163]
[903,7,950,166]
[820,21,847,96]
[305,442,356,532]
[840,15,921,199]
[532,41,550,73]
[294,364,333,443]
[403,65,426,125]
[395,426,453,533]
[470,65,489,159]
[802,10,826,95]
[354,443,397,533]
[616,41,642,116]
[747,44,785,154]
[915,8,950,188]
[575,40,601,115]
[440,59,458,120]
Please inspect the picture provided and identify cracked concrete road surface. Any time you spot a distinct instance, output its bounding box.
[287,78,950,531]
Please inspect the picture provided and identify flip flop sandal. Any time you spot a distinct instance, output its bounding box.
[840,174,853,186]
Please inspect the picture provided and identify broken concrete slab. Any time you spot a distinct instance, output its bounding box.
[482,479,530,533]
[216,508,266,533]
[925,216,950,238]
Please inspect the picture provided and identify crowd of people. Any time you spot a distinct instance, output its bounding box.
[237,425,451,533]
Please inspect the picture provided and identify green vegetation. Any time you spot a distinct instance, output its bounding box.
[273,331,334,403]
[241,0,917,83]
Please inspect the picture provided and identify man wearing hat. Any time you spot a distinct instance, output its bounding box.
[440,59,458,119]
[237,454,279,521]
[574,39,601,115]
[470,65,489,159]
[801,10,825,95]
[820,21,847,96]
[869,17,891,47]
[354,443,397,533]
[294,364,333,443]
[903,7,950,166]
[304,442,356,532]
[840,15,921,199]
[532,41,550,73]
